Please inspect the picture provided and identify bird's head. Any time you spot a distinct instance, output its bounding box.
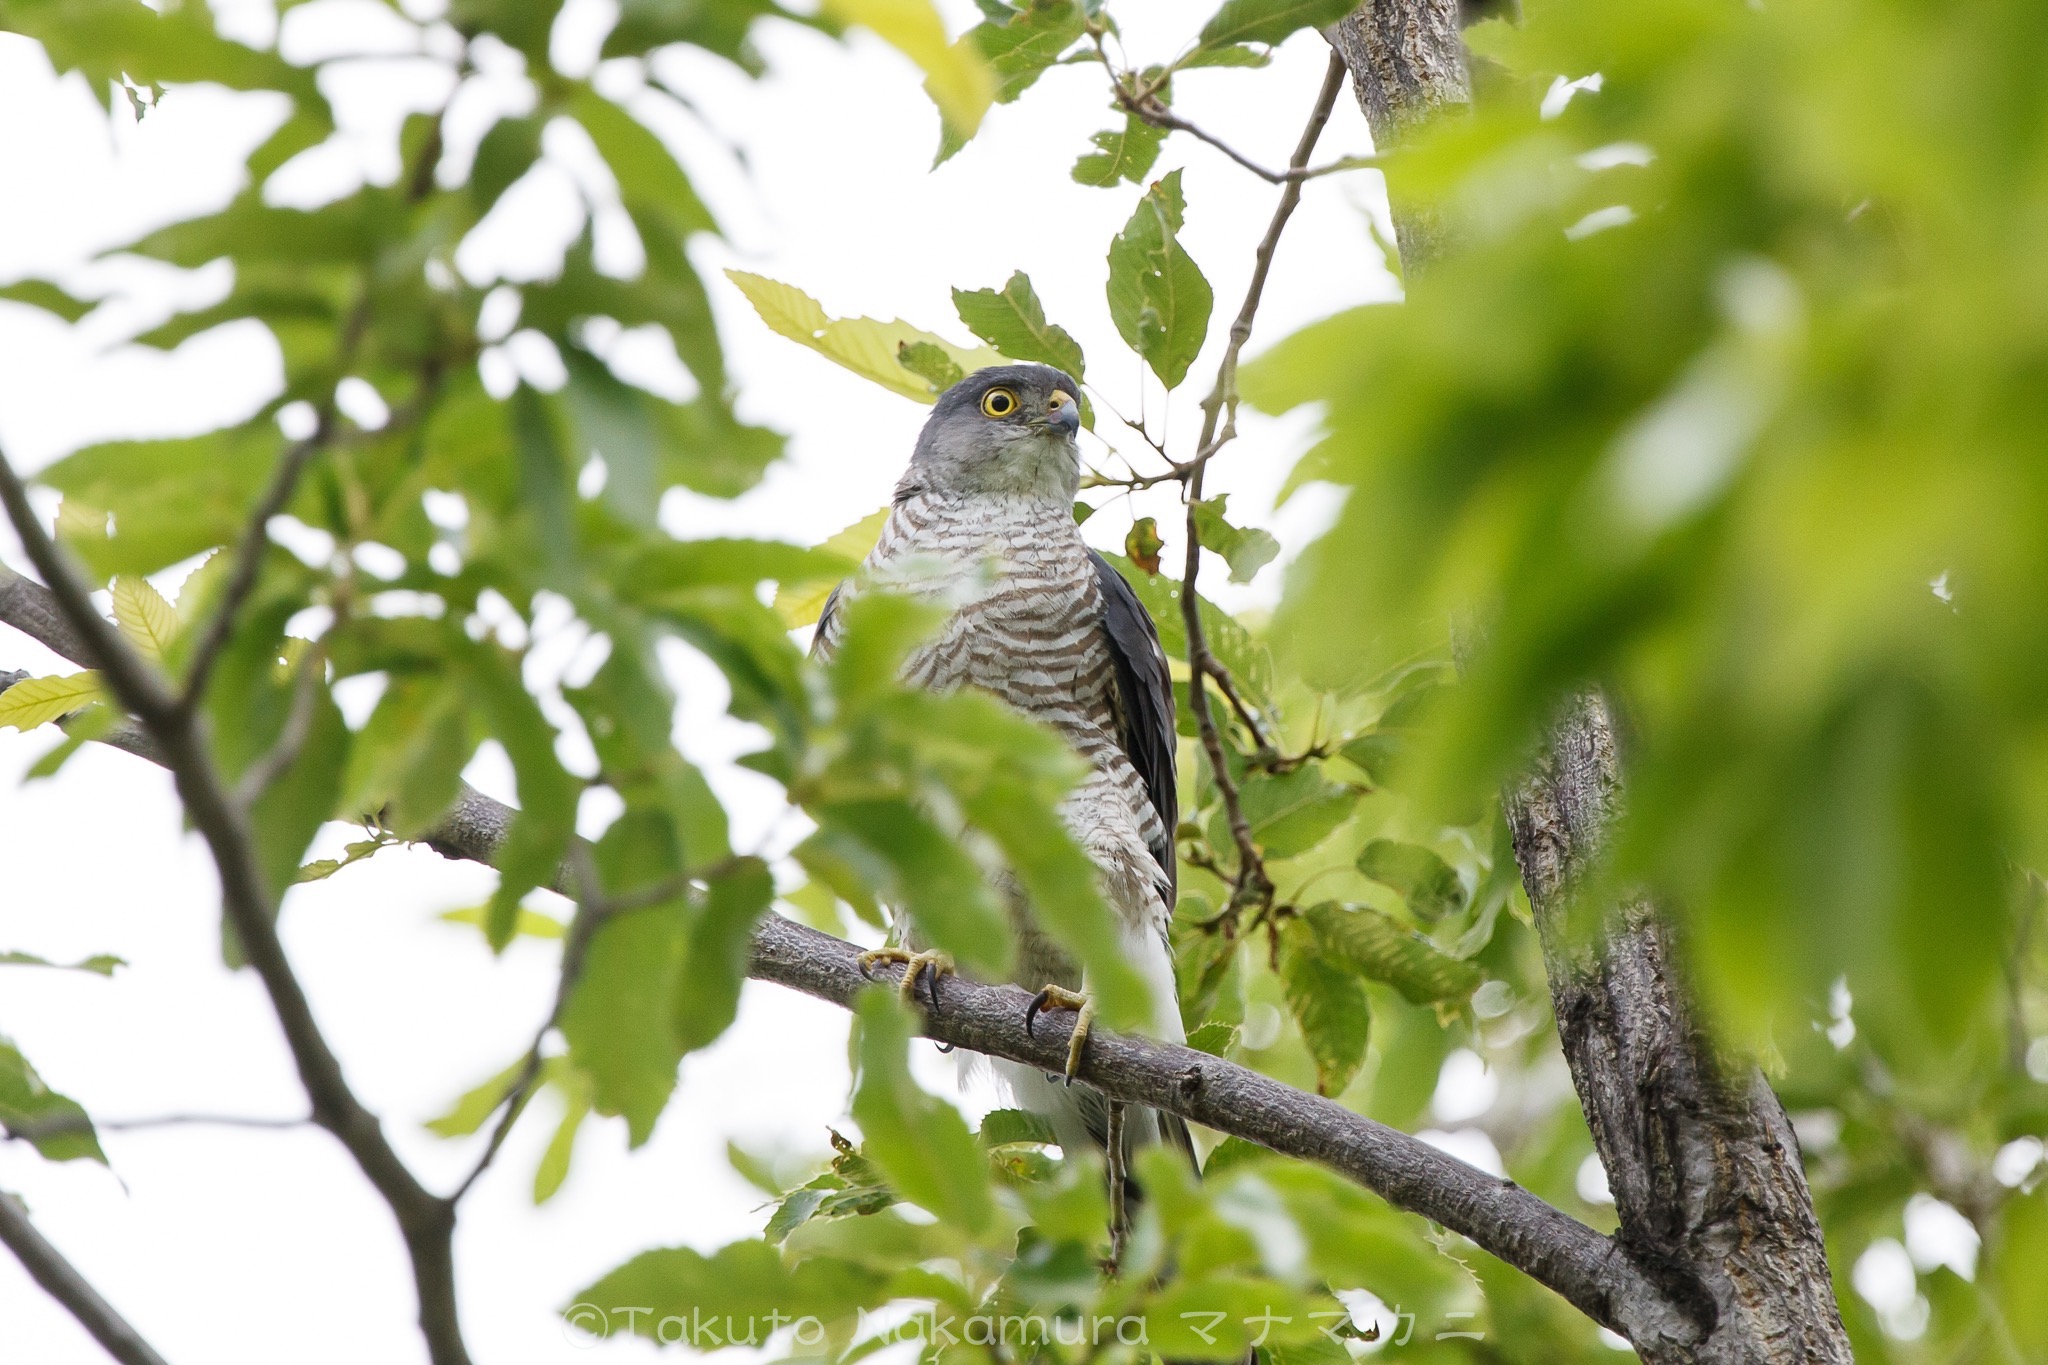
[907,363,1082,501]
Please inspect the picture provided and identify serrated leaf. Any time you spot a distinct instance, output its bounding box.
[775,507,890,628]
[1195,0,1354,51]
[1185,1019,1239,1056]
[726,271,1006,401]
[0,1035,104,1163]
[1237,765,1358,858]
[571,87,715,238]
[0,673,104,731]
[1176,43,1272,70]
[1073,116,1165,187]
[110,574,179,661]
[1303,901,1482,1005]
[952,271,1086,379]
[1106,169,1213,389]
[977,1107,1057,1146]
[1280,921,1370,1095]
[1357,839,1466,921]
[1191,495,1280,584]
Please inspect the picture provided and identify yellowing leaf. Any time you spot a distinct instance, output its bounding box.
[725,271,1006,402]
[111,574,178,660]
[0,673,104,731]
[823,0,994,140]
[774,507,890,628]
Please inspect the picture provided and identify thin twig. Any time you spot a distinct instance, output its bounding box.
[4,1113,310,1143]
[0,452,472,1365]
[0,1191,173,1365]
[1177,52,1349,922]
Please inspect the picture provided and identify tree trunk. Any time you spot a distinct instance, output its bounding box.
[1327,7,1854,1360]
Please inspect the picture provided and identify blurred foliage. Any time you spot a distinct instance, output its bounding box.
[1,0,2045,1360]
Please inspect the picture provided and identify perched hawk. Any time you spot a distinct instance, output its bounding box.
[813,363,1194,1169]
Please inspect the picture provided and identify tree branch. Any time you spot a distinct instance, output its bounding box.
[0,1190,173,1365]
[0,465,472,1365]
[748,912,1674,1336]
[0,556,1682,1336]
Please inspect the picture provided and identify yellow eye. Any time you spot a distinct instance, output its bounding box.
[980,387,1019,418]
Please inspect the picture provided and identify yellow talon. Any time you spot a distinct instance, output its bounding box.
[1025,985,1095,1084]
[856,948,955,1010]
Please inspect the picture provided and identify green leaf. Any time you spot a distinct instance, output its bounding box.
[534,1086,591,1204]
[1175,43,1272,70]
[1280,921,1371,1096]
[464,644,579,950]
[573,1239,887,1340]
[571,87,715,239]
[977,1107,1057,1146]
[438,904,566,940]
[1201,1134,1269,1177]
[1195,0,1354,51]
[1191,495,1281,584]
[40,421,283,577]
[952,271,1086,379]
[1357,839,1466,921]
[850,990,996,1232]
[110,574,179,661]
[1237,765,1358,858]
[0,1035,104,1163]
[0,951,124,975]
[966,0,1086,104]
[896,339,965,391]
[1106,169,1213,389]
[424,1055,532,1138]
[822,0,995,140]
[672,857,774,1053]
[1303,901,1482,1005]
[804,800,1012,976]
[1185,1019,1239,1056]
[0,279,94,322]
[1073,116,1165,187]
[342,676,479,838]
[725,271,1007,401]
[0,672,103,731]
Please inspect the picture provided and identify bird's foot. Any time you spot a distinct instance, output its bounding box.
[856,948,955,1010]
[1025,985,1095,1085]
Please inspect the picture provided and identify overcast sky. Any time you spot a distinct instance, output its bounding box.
[0,3,1401,1360]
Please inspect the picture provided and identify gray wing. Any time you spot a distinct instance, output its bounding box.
[1089,550,1178,905]
[809,581,847,662]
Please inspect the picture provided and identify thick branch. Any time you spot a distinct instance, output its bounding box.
[0,473,471,1365]
[749,912,1665,1332]
[1503,696,1851,1362]
[0,1191,173,1365]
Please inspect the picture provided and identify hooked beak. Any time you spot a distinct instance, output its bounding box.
[1043,389,1080,437]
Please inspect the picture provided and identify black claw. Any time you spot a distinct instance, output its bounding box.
[926,965,943,1011]
[1025,988,1053,1036]
[935,1042,955,1054]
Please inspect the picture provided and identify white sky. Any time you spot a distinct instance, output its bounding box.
[0,3,1398,1360]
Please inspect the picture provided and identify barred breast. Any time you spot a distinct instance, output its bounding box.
[861,489,1172,944]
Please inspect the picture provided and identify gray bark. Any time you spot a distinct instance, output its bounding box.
[1325,5,1854,1358]
[1327,0,1470,271]
[0,1192,173,1365]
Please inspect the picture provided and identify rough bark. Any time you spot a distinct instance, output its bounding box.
[1327,0,1470,271]
[1503,695,1851,1363]
[1325,4,1854,1359]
